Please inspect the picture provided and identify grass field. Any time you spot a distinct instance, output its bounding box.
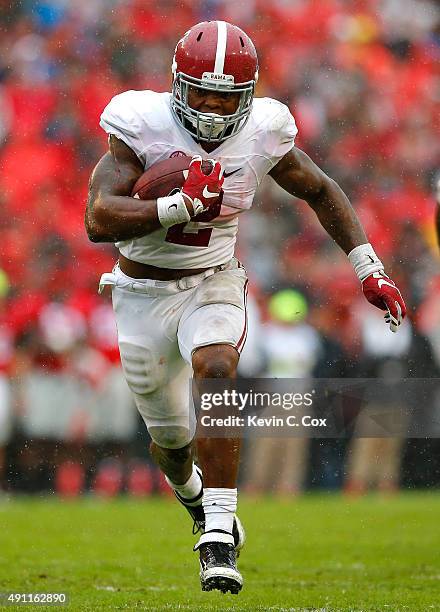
[0,492,439,611]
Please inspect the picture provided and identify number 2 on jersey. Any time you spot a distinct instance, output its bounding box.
[165,223,212,247]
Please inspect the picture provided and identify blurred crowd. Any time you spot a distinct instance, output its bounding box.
[0,0,439,495]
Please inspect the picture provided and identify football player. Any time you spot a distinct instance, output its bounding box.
[85,21,406,594]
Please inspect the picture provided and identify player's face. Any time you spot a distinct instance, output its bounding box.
[187,85,240,116]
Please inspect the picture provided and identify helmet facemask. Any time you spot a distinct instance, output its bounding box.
[172,71,255,143]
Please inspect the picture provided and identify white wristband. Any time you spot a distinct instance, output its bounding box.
[157,192,191,229]
[348,243,384,282]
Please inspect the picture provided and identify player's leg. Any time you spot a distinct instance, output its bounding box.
[191,345,243,593]
[119,337,201,502]
[108,271,200,493]
[175,263,247,541]
[146,362,195,486]
[192,343,240,488]
[193,344,241,528]
[150,438,206,535]
[150,439,193,484]
[110,264,244,542]
[177,263,248,594]
[145,362,205,531]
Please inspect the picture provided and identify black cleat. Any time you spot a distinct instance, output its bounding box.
[198,540,243,594]
[173,466,205,534]
[174,487,205,534]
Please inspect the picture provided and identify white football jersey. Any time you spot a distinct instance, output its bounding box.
[100,90,298,268]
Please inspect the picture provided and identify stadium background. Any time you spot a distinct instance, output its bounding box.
[0,0,439,497]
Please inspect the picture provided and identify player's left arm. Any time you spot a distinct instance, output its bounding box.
[269,147,406,332]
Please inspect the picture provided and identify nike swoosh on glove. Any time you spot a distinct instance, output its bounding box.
[181,155,224,221]
[362,271,407,332]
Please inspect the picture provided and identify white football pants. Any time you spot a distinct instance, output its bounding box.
[99,259,248,449]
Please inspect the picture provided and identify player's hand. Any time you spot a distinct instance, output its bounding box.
[362,271,406,332]
[181,156,224,221]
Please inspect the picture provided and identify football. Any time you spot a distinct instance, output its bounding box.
[131,156,214,199]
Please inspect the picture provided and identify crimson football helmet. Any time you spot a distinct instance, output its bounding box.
[171,21,259,143]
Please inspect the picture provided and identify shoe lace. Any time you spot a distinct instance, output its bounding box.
[192,518,205,535]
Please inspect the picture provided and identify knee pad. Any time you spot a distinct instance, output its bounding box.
[119,340,164,395]
[132,385,196,449]
[119,341,195,449]
[148,425,194,450]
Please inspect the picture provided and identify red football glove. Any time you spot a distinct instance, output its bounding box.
[181,156,224,222]
[362,271,407,332]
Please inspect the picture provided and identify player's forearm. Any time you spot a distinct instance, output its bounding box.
[308,178,368,254]
[85,194,161,242]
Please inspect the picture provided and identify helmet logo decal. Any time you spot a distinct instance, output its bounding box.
[202,72,234,84]
[214,21,227,74]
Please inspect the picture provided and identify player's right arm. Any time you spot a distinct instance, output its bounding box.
[85,135,161,242]
[85,137,224,243]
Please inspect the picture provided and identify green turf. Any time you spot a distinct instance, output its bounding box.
[0,492,439,611]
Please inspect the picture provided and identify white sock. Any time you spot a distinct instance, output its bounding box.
[203,487,237,535]
[165,464,202,501]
